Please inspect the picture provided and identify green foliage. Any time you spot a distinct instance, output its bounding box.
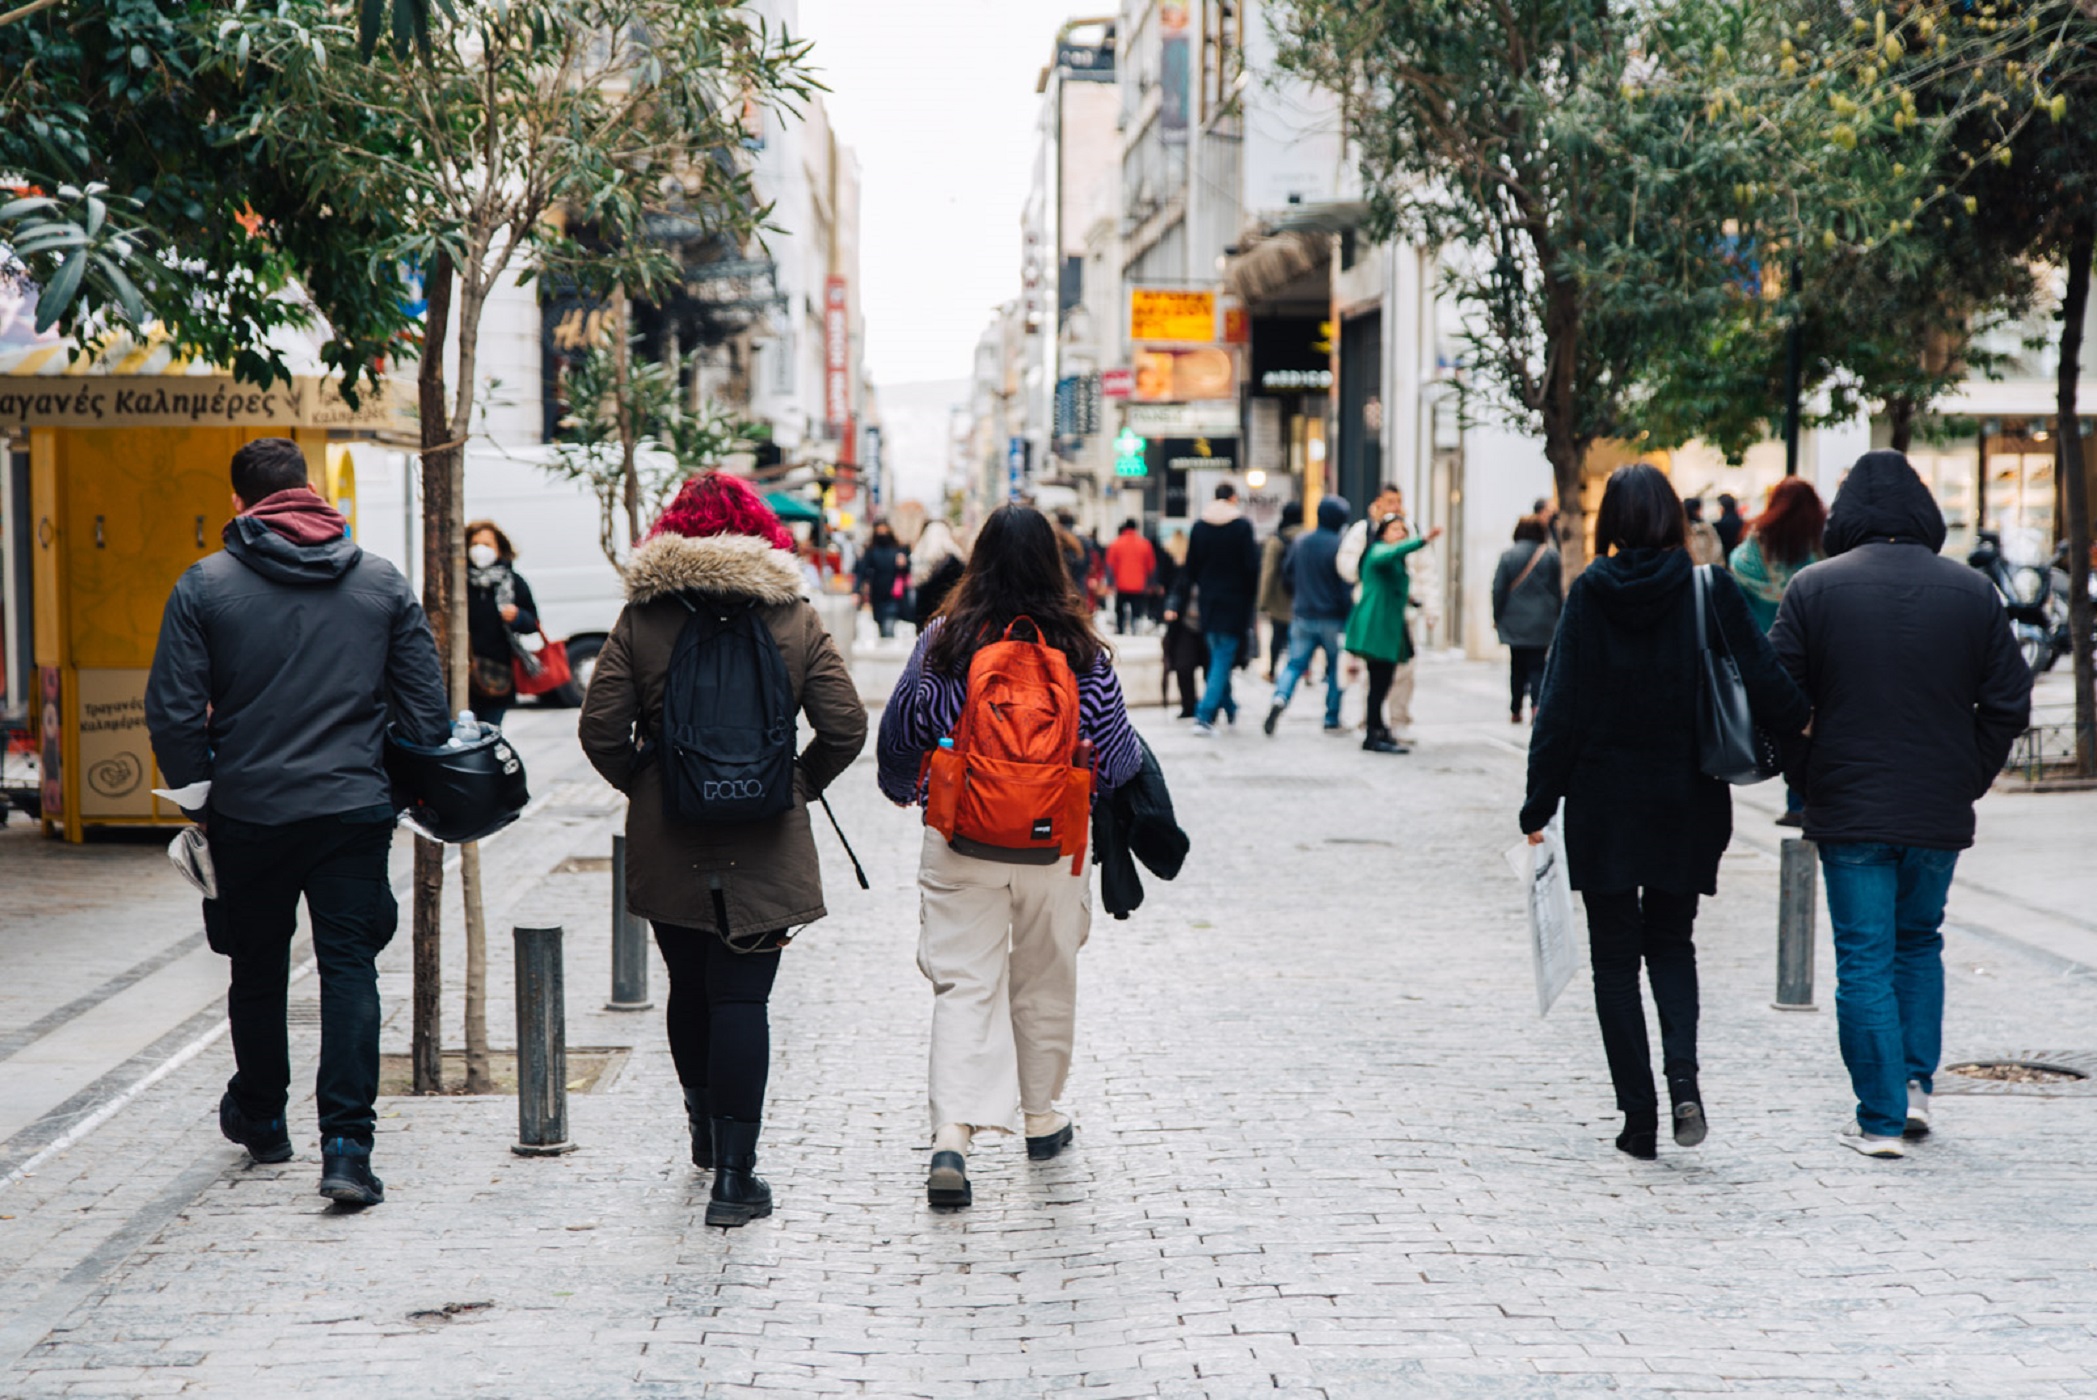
[543,337,750,568]
[0,0,414,391]
[199,0,816,439]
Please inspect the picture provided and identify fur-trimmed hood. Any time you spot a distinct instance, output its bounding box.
[624,532,804,605]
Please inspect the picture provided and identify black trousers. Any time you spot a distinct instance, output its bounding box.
[1114,590,1147,634]
[1363,659,1397,735]
[1508,646,1548,715]
[652,924,782,1123]
[205,810,397,1145]
[1581,888,1701,1114]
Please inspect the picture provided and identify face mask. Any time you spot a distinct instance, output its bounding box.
[468,544,498,569]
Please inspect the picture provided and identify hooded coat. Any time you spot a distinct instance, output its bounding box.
[1769,451,2031,850]
[1167,498,1261,637]
[579,533,868,939]
[1283,497,1355,622]
[1521,547,1810,894]
[146,488,450,825]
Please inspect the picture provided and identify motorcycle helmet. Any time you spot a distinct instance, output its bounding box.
[386,722,531,844]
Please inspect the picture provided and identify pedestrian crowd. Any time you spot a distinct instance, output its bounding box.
[139,435,2032,1227]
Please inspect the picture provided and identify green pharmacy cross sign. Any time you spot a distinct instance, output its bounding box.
[1114,428,1147,478]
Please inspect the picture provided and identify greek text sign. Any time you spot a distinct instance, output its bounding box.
[0,376,408,430]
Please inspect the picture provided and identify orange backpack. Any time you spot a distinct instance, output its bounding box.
[923,618,1094,873]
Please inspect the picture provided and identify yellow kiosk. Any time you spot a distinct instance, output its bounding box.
[2,332,404,841]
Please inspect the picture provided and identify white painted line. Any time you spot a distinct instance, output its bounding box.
[0,956,314,1195]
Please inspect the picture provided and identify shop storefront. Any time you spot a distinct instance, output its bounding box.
[2,337,405,840]
[1245,313,1330,510]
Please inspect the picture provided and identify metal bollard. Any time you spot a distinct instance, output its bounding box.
[1774,837,1819,1012]
[606,834,653,1012]
[512,925,578,1156]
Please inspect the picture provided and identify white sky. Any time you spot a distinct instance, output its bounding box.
[798,0,1093,389]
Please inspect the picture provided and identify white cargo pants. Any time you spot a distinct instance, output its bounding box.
[915,829,1092,1135]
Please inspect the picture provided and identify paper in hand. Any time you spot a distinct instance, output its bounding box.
[167,826,219,900]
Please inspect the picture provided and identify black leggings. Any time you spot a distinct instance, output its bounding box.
[652,924,782,1123]
[1508,646,1548,715]
[1581,888,1701,1115]
[1364,659,1396,735]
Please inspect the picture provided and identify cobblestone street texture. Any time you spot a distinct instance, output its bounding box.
[2,658,2094,1398]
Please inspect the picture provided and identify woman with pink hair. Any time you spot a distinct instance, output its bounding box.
[579,472,867,1227]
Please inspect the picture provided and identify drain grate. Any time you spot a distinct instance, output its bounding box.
[1937,1051,2097,1096]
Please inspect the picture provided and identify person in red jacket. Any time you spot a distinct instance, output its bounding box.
[1103,519,1157,636]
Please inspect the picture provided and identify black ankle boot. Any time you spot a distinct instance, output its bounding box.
[705,1118,773,1228]
[683,1089,712,1170]
[1669,1079,1707,1147]
[1616,1109,1659,1160]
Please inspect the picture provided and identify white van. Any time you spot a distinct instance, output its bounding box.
[342,442,634,705]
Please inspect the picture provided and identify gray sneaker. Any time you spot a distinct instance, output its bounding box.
[1839,1121,1906,1159]
[1905,1081,1931,1140]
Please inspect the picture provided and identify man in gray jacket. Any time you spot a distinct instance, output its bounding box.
[146,437,449,1207]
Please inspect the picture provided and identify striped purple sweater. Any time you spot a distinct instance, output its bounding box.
[876,624,1142,805]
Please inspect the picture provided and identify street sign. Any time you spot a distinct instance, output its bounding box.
[1127,401,1239,435]
[1100,367,1134,399]
[1114,428,1147,478]
[1129,287,1217,344]
[1007,436,1026,500]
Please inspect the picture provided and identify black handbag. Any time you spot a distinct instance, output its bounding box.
[1693,565,1782,785]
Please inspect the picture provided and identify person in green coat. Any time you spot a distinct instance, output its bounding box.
[1344,513,1443,754]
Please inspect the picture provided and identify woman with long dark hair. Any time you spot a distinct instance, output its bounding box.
[1521,465,1809,1160]
[1731,478,1827,825]
[876,504,1143,1208]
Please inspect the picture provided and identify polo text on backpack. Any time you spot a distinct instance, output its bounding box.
[661,596,796,825]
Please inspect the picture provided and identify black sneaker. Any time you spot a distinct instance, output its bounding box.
[1262,703,1283,736]
[1025,1119,1074,1161]
[219,1091,294,1164]
[318,1137,385,1208]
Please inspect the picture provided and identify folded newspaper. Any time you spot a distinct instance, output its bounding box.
[167,825,219,900]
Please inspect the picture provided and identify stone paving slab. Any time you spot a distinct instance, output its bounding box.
[2,659,2095,1396]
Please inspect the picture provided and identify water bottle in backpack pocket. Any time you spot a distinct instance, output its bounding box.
[660,597,797,824]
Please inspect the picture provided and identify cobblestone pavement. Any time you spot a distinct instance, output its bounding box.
[2,658,2095,1398]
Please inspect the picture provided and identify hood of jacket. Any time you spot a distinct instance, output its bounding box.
[223,488,359,584]
[625,531,804,605]
[1199,498,1242,527]
[1825,450,1947,556]
[1315,496,1350,533]
[1582,546,1692,630]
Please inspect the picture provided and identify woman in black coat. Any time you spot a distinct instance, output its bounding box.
[465,520,540,727]
[1519,465,1809,1160]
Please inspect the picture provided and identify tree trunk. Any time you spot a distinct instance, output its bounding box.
[614,284,641,549]
[2057,219,2094,777]
[460,842,492,1092]
[412,252,457,1096]
[1888,397,1917,455]
[1545,434,1588,593]
[448,267,493,1086]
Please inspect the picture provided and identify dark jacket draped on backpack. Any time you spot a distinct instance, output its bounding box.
[1094,736,1190,920]
[1769,451,2031,851]
[1521,547,1810,894]
[579,533,867,938]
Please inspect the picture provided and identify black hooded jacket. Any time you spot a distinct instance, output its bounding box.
[146,497,450,825]
[1769,451,2031,850]
[1522,546,1809,894]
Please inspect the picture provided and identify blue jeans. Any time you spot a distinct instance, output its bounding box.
[1271,616,1345,727]
[1195,631,1241,725]
[1820,842,1958,1137]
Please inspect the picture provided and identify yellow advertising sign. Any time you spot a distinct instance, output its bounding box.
[1129,288,1217,344]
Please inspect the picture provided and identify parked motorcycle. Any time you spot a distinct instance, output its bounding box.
[1969,530,2058,675]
